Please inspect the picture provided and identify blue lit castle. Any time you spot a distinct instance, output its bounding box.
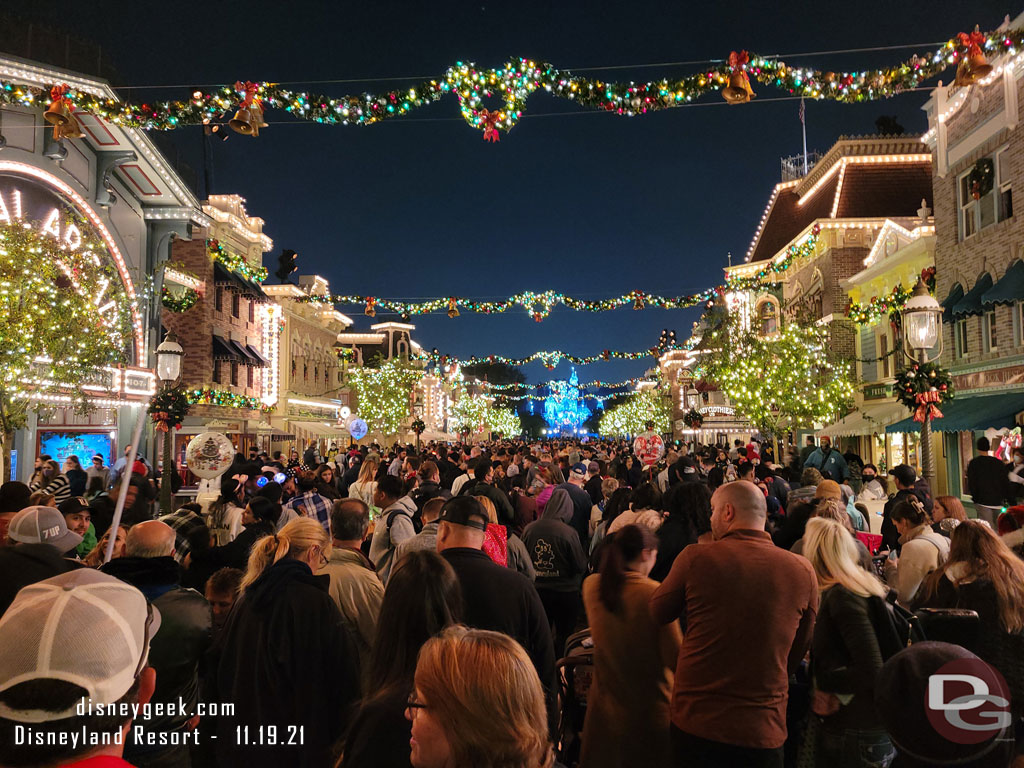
[543,368,592,434]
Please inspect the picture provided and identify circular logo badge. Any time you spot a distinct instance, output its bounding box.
[926,657,1012,744]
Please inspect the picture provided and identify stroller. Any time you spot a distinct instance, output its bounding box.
[554,628,594,768]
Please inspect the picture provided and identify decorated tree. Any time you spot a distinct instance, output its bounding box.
[599,388,672,437]
[486,405,522,438]
[450,388,489,436]
[696,317,854,437]
[0,221,134,478]
[347,358,423,438]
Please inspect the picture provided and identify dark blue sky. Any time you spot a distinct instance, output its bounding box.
[12,0,1011,384]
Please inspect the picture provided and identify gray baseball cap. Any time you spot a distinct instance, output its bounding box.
[8,506,83,552]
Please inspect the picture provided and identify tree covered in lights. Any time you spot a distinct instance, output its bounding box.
[0,221,134,477]
[598,387,672,437]
[347,358,423,438]
[697,317,854,437]
[449,387,489,435]
[486,405,522,438]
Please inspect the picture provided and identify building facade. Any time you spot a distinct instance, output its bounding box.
[1,53,204,481]
[921,26,1024,503]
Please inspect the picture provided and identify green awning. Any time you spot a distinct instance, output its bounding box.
[951,274,993,318]
[982,260,1024,307]
[941,282,964,323]
[887,392,1024,433]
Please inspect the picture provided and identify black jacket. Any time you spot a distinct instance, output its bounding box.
[193,520,275,574]
[811,586,887,730]
[522,489,587,592]
[409,482,450,516]
[101,556,212,747]
[440,548,555,696]
[0,544,83,615]
[651,514,696,582]
[966,455,1010,506]
[342,688,411,768]
[208,558,361,768]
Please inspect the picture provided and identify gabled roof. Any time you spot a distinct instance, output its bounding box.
[744,136,933,264]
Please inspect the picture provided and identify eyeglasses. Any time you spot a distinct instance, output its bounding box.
[315,546,329,568]
[406,695,429,717]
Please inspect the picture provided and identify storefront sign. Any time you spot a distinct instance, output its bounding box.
[864,383,894,401]
[954,365,1024,392]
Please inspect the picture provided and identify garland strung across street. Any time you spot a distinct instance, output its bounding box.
[481,377,649,391]
[418,346,666,369]
[304,232,818,322]
[6,25,1012,141]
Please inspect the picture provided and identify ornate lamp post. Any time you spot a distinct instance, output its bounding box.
[901,278,943,493]
[155,332,183,515]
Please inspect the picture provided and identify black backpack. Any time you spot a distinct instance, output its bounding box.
[869,591,926,660]
[386,507,423,536]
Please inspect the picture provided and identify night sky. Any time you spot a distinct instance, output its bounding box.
[7,0,1012,386]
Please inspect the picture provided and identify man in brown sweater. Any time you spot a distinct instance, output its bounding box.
[650,480,818,768]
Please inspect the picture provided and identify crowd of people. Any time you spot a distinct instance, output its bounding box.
[1,430,1023,768]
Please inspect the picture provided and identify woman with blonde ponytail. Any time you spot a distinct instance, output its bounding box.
[802,517,895,767]
[209,518,361,768]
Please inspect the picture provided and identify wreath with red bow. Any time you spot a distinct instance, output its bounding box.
[682,408,704,429]
[895,362,954,423]
[148,386,191,432]
[411,418,426,435]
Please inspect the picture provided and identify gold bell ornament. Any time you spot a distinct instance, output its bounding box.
[364,298,376,318]
[44,83,84,139]
[722,50,756,104]
[954,28,993,87]
[447,298,460,318]
[228,81,269,136]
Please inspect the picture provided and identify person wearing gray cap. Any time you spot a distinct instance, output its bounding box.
[0,506,84,616]
[0,569,160,767]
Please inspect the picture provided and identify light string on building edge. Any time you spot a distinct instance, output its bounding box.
[6,24,1014,140]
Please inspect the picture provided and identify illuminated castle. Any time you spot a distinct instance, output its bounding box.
[543,368,591,434]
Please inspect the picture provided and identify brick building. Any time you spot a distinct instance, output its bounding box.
[914,28,1024,505]
[724,135,933,449]
[161,194,273,464]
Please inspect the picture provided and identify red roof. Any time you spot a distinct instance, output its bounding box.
[745,139,933,264]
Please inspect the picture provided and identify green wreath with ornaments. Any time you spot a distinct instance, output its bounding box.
[969,158,995,199]
[161,286,199,312]
[148,385,191,432]
[682,408,704,429]
[411,418,426,435]
[895,362,954,424]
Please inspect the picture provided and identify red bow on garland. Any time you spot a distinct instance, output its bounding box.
[50,83,72,106]
[957,29,986,57]
[728,50,750,72]
[151,411,182,433]
[913,390,944,423]
[479,109,501,142]
[234,81,263,112]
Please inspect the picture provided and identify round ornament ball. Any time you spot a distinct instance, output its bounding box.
[185,432,235,479]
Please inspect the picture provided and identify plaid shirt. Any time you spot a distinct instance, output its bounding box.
[158,510,208,563]
[284,491,332,534]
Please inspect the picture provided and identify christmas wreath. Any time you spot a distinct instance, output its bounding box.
[895,362,954,423]
[149,386,191,432]
[161,286,199,312]
[969,158,995,200]
[682,408,704,429]
[411,418,426,435]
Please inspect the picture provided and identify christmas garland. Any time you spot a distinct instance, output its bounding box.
[208,239,268,284]
[186,386,276,413]
[148,386,191,432]
[161,286,199,312]
[303,233,815,321]
[847,283,914,326]
[416,346,670,370]
[894,362,954,423]
[683,408,705,429]
[483,377,647,390]
[4,26,1014,139]
[968,158,995,199]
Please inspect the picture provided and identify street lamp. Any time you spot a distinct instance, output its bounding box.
[902,278,943,493]
[156,332,183,515]
[685,386,700,411]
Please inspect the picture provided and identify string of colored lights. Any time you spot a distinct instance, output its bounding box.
[185,386,275,414]
[3,25,1015,139]
[300,233,815,321]
[846,283,914,325]
[418,346,668,369]
[501,392,616,403]
[481,377,649,391]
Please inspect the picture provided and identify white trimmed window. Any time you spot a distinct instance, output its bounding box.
[983,309,999,352]
[959,147,1013,241]
[955,318,970,358]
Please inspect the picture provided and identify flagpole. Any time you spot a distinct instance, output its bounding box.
[801,98,809,175]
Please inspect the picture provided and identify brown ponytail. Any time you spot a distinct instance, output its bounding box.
[598,524,657,613]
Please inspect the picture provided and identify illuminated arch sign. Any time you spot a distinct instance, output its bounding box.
[0,161,145,362]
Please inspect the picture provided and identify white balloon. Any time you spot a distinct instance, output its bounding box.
[185,432,235,479]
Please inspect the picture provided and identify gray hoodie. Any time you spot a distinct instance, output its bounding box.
[522,488,587,592]
[368,495,418,585]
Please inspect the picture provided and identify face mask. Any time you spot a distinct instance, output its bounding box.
[863,473,875,481]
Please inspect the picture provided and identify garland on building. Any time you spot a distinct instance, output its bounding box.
[299,233,817,321]
[208,239,268,283]
[894,362,954,422]
[682,408,705,429]
[846,283,914,325]
[4,26,1015,139]
[160,286,199,312]
[148,386,191,431]
[186,386,275,413]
